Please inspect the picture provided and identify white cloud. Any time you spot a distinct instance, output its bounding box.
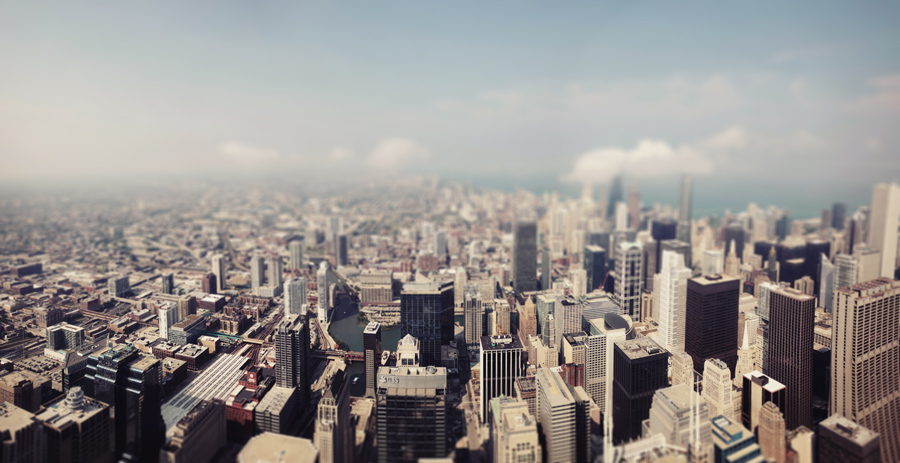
[219,142,280,163]
[701,126,747,150]
[330,147,355,162]
[561,136,716,184]
[366,137,430,167]
[849,73,900,114]
[864,137,884,154]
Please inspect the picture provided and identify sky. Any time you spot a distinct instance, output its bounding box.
[1,2,898,216]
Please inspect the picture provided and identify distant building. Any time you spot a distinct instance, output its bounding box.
[511,221,538,294]
[317,261,331,323]
[583,245,607,292]
[108,275,130,297]
[158,302,180,341]
[46,323,85,351]
[267,255,282,288]
[868,182,900,277]
[479,335,525,423]
[615,241,643,317]
[464,291,483,349]
[284,277,306,317]
[360,270,393,305]
[275,314,310,408]
[289,239,304,271]
[212,254,226,293]
[162,272,175,295]
[250,255,264,292]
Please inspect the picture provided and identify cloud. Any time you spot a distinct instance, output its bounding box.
[330,147,355,162]
[219,142,280,163]
[864,137,884,154]
[848,73,900,114]
[366,137,430,167]
[701,126,747,150]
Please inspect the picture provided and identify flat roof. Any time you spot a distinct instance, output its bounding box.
[820,414,880,446]
[238,433,317,463]
[480,334,523,351]
[161,353,249,430]
[615,337,667,360]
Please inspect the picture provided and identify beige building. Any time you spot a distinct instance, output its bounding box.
[238,433,317,463]
[37,387,114,463]
[758,401,786,463]
[0,402,46,463]
[702,358,735,421]
[491,397,541,463]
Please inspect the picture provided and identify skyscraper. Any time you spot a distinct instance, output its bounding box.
[289,239,304,271]
[702,250,724,277]
[615,202,628,231]
[832,202,846,231]
[201,272,217,294]
[608,175,623,220]
[817,414,881,463]
[363,322,381,398]
[479,334,524,423]
[677,175,693,243]
[336,234,348,266]
[317,261,330,323]
[757,401,786,463]
[250,255,264,292]
[464,291,483,349]
[162,272,175,295]
[275,314,310,408]
[615,241,643,317]
[833,253,859,291]
[284,277,306,316]
[570,268,587,299]
[832,278,900,462]
[819,253,835,312]
[541,245,552,290]
[37,387,114,463]
[658,250,691,354]
[314,372,351,463]
[268,255,283,288]
[433,230,447,260]
[212,254,226,292]
[627,186,641,229]
[868,182,900,277]
[702,358,735,421]
[400,281,454,367]
[491,397,541,463]
[583,245,606,293]
[724,224,745,263]
[158,301,179,341]
[511,221,537,294]
[646,383,712,451]
[685,274,740,374]
[767,286,815,429]
[535,367,591,463]
[612,337,669,444]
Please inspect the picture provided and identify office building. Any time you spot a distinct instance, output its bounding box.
[711,415,764,463]
[658,250,691,354]
[250,255,264,292]
[725,242,741,277]
[554,297,583,351]
[212,254,227,292]
[46,323,85,351]
[646,383,711,451]
[615,241,644,317]
[868,182,900,277]
[400,281,454,367]
[491,397,541,463]
[363,322,382,398]
[318,261,330,323]
[108,275,130,297]
[584,245,606,293]
[702,250,724,277]
[479,335,525,423]
[615,202,628,231]
[724,224,745,263]
[492,297,511,336]
[671,350,694,387]
[268,255,282,288]
[376,361,447,463]
[542,246,552,290]
[315,371,352,463]
[177,295,196,321]
[454,268,467,306]
[832,202,846,231]
[535,367,591,463]
[161,399,226,463]
[336,234,349,266]
[856,246,882,282]
[832,278,900,462]
[612,337,669,444]
[570,268,587,299]
[834,253,858,292]
[741,371,786,433]
[201,272,217,294]
[158,302,180,341]
[685,274,740,374]
[284,278,306,316]
[162,272,175,295]
[817,414,881,463]
[0,402,46,463]
[702,359,735,421]
[677,175,693,243]
[37,387,114,463]
[238,433,317,463]
[289,239,304,270]
[0,371,39,413]
[767,286,814,429]
[360,270,393,305]
[511,221,538,294]
[584,316,629,419]
[819,253,834,312]
[275,314,309,406]
[757,402,786,463]
[464,291,483,349]
[660,239,692,271]
[83,345,162,462]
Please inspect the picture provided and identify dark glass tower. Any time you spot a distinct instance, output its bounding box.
[364,322,382,398]
[685,275,740,374]
[400,281,454,367]
[511,221,538,294]
[677,175,694,243]
[832,202,846,231]
[611,337,669,444]
[542,246,552,290]
[723,224,745,263]
[275,314,310,407]
[652,218,678,274]
[583,245,606,293]
[337,234,348,266]
[608,175,624,220]
[768,286,815,429]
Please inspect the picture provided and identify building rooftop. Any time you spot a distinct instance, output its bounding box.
[238,432,318,463]
[402,280,453,293]
[691,274,738,286]
[536,367,574,407]
[563,331,587,346]
[256,386,296,414]
[130,355,160,372]
[177,344,206,358]
[363,321,381,334]
[480,334,523,351]
[744,371,785,393]
[161,353,249,430]
[820,414,880,446]
[0,402,38,433]
[36,387,108,429]
[615,337,667,360]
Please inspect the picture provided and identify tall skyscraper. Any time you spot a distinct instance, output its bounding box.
[433,230,447,260]
[335,234,348,266]
[832,202,846,231]
[479,334,524,423]
[491,397,541,463]
[702,250,724,277]
[400,281,454,367]
[724,224,745,263]
[817,414,881,463]
[819,253,835,312]
[615,202,628,231]
[570,268,587,299]
[535,367,591,463]
[158,301,180,341]
[284,278,306,316]
[201,272,217,295]
[834,253,859,291]
[83,344,162,462]
[375,343,447,463]
[677,175,694,243]
[685,274,740,374]
[268,255,283,288]
[608,175,623,220]
[767,286,815,429]
[162,272,175,295]
[741,371,786,434]
[832,278,900,462]
[658,250,691,354]
[646,383,712,451]
[289,239,304,271]
[363,322,381,398]
[464,291,483,349]
[612,337,669,444]
[868,182,900,277]
[317,261,330,323]
[627,186,641,229]
[275,314,310,408]
[702,358,735,421]
[212,254,226,292]
[660,239,692,270]
[757,401,786,463]
[615,241,643,317]
[250,255,264,292]
[541,246,552,290]
[37,387,114,463]
[511,221,538,294]
[314,372,351,463]
[584,245,606,292]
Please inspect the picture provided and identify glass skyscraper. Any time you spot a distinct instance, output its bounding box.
[400,281,454,367]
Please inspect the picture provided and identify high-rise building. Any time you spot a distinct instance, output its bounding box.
[711,415,764,463]
[363,322,381,398]
[314,372,352,463]
[162,272,175,295]
[628,186,641,229]
[646,383,711,451]
[553,297,583,351]
[161,399,226,463]
[817,414,881,463]
[832,203,846,231]
[819,253,835,312]
[856,246,882,282]
[834,254,859,291]
[108,275,130,297]
[0,402,46,462]
[250,255,264,292]
[284,277,306,317]
[685,274,740,374]
[724,241,741,277]
[376,360,447,462]
[535,367,591,463]
[541,246,552,290]
[268,255,283,288]
[37,387,114,463]
[400,281,454,367]
[608,175,623,220]
[83,345,162,462]
[454,267,467,306]
[660,239,692,271]
[767,286,815,429]
[832,278,900,462]
[433,230,447,260]
[275,314,310,408]
[212,254,227,293]
[584,317,628,418]
[868,182,900,277]
[201,272,217,294]
[46,322,85,351]
[678,175,693,243]
[464,291,483,349]
[491,397,541,463]
[584,245,606,293]
[177,295,196,321]
[492,298,511,336]
[658,250,691,354]
[741,371,786,433]
[702,358,735,422]
[615,202,628,231]
[317,261,330,323]
[159,302,180,341]
[724,224,745,263]
[511,221,538,294]
[289,239,304,271]
[612,337,669,444]
[570,268,587,299]
[757,401,786,463]
[702,250,724,277]
[479,335,524,423]
[615,241,643,317]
